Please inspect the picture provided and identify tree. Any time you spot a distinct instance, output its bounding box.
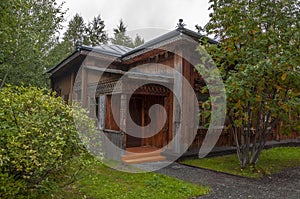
[0,0,65,87]
[46,14,109,70]
[201,0,300,168]
[111,19,134,47]
[86,14,108,46]
[43,37,71,71]
[133,34,145,47]
[63,13,86,48]
[45,14,87,71]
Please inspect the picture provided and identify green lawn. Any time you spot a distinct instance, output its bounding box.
[45,158,209,199]
[182,147,300,178]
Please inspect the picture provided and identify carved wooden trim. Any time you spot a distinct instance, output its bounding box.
[132,84,170,96]
[96,79,122,95]
[96,78,171,96]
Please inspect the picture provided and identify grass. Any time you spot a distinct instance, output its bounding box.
[182,147,300,178]
[43,157,209,199]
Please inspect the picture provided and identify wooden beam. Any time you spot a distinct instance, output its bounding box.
[173,51,183,154]
[86,65,126,75]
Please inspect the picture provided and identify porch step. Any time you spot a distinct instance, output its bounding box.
[122,149,162,160]
[122,146,166,164]
[122,155,166,164]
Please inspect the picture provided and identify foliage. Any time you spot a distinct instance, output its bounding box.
[0,0,65,87]
[111,19,135,48]
[86,15,109,46]
[0,86,99,198]
[63,13,108,48]
[182,147,300,178]
[46,13,109,70]
[38,156,209,199]
[133,34,145,47]
[63,13,86,48]
[200,0,300,168]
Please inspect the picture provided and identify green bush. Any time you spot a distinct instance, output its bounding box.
[0,86,99,198]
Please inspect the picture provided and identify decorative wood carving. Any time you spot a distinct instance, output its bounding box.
[96,79,122,95]
[132,84,170,96]
[96,79,170,96]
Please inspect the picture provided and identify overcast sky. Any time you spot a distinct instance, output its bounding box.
[57,0,211,41]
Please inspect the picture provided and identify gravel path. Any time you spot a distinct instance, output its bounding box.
[157,163,300,199]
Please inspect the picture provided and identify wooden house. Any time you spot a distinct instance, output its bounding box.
[47,23,298,164]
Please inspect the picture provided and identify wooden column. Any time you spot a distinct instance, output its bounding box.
[173,52,183,154]
[81,67,88,107]
[141,96,145,146]
[120,94,127,150]
[182,59,196,151]
[168,92,174,148]
[98,95,106,130]
[163,95,170,147]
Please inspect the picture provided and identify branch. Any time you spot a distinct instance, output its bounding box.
[229,115,242,161]
[252,83,267,154]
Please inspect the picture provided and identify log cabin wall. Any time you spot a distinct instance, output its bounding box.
[181,59,234,150]
[52,71,76,102]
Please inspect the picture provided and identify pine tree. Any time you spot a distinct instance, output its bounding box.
[86,15,108,46]
[111,19,134,47]
[133,34,144,47]
[63,14,86,48]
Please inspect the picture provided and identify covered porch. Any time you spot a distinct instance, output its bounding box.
[95,72,174,162]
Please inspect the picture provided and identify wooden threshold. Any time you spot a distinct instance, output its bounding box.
[122,146,166,164]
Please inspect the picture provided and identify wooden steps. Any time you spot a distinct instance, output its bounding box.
[122,146,166,164]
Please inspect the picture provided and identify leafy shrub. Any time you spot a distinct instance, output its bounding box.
[0,86,100,198]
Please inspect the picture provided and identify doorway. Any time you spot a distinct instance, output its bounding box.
[126,95,168,148]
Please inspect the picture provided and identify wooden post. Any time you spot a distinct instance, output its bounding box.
[173,52,183,154]
[141,96,145,146]
[120,94,127,150]
[163,95,170,147]
[98,95,106,130]
[81,67,88,107]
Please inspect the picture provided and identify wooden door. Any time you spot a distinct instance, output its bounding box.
[143,96,168,148]
[126,97,143,147]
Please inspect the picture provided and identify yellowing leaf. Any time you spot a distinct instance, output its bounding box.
[281,73,287,81]
[256,95,262,101]
[237,100,241,108]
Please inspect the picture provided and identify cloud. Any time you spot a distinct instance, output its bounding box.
[56,0,210,41]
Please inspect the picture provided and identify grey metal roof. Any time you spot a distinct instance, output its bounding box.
[46,27,217,75]
[93,44,132,56]
[79,27,217,59]
[121,28,218,59]
[80,44,132,57]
